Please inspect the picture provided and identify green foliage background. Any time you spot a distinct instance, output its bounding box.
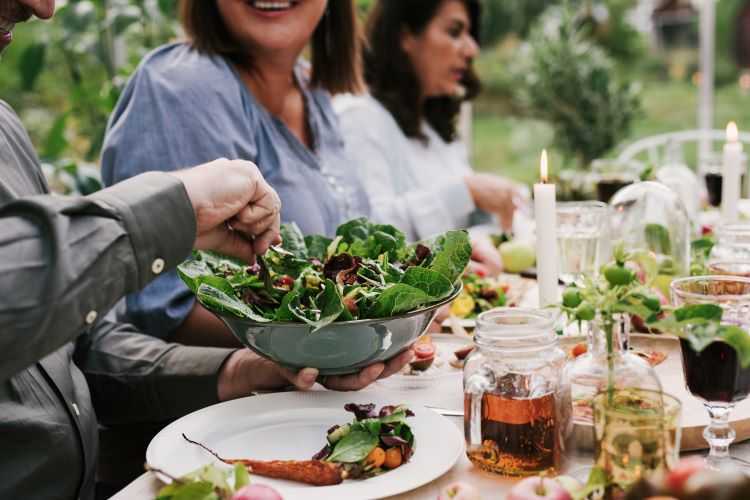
[0,0,747,190]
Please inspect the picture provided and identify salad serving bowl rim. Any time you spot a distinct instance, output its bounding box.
[211,282,463,327]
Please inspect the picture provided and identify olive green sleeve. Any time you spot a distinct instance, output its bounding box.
[0,172,196,382]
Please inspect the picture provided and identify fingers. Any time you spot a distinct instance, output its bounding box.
[253,221,281,256]
[378,348,414,379]
[194,226,257,263]
[321,363,385,391]
[278,366,318,390]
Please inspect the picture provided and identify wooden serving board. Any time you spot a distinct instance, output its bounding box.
[562,334,750,451]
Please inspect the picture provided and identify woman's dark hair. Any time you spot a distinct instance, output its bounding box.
[179,0,364,94]
[364,0,481,143]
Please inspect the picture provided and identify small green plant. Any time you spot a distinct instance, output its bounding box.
[560,244,750,379]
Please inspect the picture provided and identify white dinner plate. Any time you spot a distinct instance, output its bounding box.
[146,391,464,500]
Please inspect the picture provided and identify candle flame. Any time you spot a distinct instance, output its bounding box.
[727,122,739,143]
[540,150,548,183]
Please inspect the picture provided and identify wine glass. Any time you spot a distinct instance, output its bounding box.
[670,275,750,470]
[556,201,609,286]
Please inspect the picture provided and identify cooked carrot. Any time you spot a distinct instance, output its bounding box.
[384,447,402,469]
[227,458,343,486]
[365,447,385,468]
[181,433,343,486]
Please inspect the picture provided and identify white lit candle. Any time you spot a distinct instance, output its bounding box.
[722,122,743,222]
[534,150,559,307]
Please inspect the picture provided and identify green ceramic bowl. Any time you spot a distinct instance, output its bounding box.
[216,284,462,375]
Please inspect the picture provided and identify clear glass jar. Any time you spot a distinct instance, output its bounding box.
[463,308,566,476]
[655,162,701,235]
[560,315,662,460]
[709,223,750,263]
[609,181,691,296]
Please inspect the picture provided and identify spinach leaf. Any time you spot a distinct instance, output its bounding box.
[336,218,372,242]
[263,248,310,277]
[227,272,263,289]
[196,283,270,323]
[427,230,471,282]
[401,267,453,300]
[327,430,378,463]
[353,418,382,436]
[280,222,308,259]
[288,280,344,330]
[177,258,214,293]
[197,250,245,275]
[305,235,333,260]
[369,283,432,317]
[310,279,345,330]
[336,218,406,260]
[275,289,300,321]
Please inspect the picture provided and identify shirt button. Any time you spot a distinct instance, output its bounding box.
[151,258,165,274]
[85,310,97,325]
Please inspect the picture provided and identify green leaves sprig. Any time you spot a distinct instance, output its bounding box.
[559,244,750,368]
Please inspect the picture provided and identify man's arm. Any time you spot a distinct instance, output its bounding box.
[75,315,234,425]
[0,172,196,382]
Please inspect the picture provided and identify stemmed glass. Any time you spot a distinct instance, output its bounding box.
[671,275,750,470]
[556,201,609,286]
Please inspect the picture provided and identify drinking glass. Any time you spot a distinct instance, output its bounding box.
[556,201,609,285]
[670,275,750,470]
[593,389,681,490]
[708,261,750,279]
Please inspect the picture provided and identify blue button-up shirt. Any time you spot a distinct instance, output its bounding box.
[101,42,370,338]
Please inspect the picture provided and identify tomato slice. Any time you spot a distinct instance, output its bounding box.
[414,344,435,359]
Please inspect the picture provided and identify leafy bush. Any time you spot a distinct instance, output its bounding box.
[510,7,642,166]
[5,0,179,165]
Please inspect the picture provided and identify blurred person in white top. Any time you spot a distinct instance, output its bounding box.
[335,0,526,276]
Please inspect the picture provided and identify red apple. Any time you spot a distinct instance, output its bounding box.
[437,481,482,500]
[232,484,283,500]
[507,476,572,500]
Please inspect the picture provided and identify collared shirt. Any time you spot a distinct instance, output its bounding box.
[334,94,490,242]
[0,100,233,499]
[100,42,370,338]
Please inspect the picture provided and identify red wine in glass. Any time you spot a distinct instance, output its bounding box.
[680,339,750,403]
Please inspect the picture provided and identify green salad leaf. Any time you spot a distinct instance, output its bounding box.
[327,430,379,463]
[177,219,469,327]
[153,462,254,500]
[315,403,416,479]
[426,230,473,283]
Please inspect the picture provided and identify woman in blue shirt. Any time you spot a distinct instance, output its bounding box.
[102,0,372,348]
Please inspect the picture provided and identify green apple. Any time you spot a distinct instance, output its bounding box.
[499,241,536,273]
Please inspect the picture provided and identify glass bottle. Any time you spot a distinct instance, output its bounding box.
[463,308,567,476]
[560,314,662,461]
